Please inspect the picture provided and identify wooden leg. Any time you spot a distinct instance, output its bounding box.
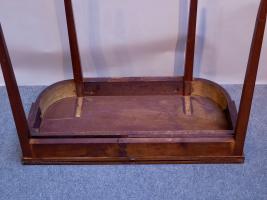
[183,0,198,95]
[64,0,84,97]
[234,0,267,155]
[0,24,31,157]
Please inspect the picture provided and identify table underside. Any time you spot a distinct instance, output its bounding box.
[37,95,231,136]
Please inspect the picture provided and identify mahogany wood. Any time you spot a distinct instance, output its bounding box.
[0,24,31,157]
[184,0,198,95]
[64,0,84,96]
[234,0,267,155]
[0,0,266,164]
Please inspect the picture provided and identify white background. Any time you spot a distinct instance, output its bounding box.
[0,0,266,85]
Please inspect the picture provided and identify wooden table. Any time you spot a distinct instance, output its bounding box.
[0,0,266,164]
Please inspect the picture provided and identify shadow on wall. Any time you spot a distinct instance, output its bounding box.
[53,0,208,79]
[194,8,207,78]
[174,0,207,78]
[174,0,188,76]
[85,0,177,77]
[54,0,73,80]
[87,0,109,77]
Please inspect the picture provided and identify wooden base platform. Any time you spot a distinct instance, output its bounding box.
[1,0,265,165]
[40,95,229,134]
[23,77,243,164]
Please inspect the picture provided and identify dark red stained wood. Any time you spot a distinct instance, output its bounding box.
[64,0,84,96]
[234,0,267,155]
[0,24,31,157]
[28,137,236,159]
[0,1,265,165]
[38,95,230,136]
[84,77,183,96]
[184,0,198,95]
[23,156,244,165]
[28,77,237,138]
